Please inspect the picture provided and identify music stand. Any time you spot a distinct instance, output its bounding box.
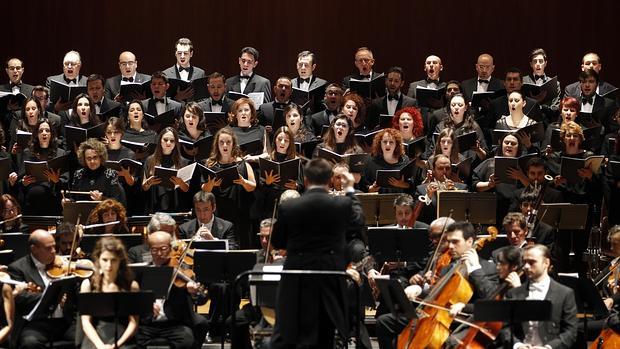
[63,201,100,224]
[0,233,29,260]
[474,300,552,348]
[0,249,14,265]
[191,240,228,250]
[78,291,155,349]
[557,274,608,344]
[374,278,418,320]
[80,234,144,255]
[249,263,282,308]
[193,250,258,284]
[367,228,429,267]
[437,192,496,225]
[25,276,80,321]
[130,266,174,299]
[355,193,400,226]
[539,203,588,259]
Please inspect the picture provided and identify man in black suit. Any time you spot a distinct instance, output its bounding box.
[225,47,272,103]
[270,158,365,349]
[45,50,88,113]
[489,68,543,124]
[368,66,417,130]
[198,72,232,113]
[162,37,207,102]
[461,53,504,101]
[499,244,577,349]
[406,54,445,100]
[414,154,468,225]
[523,48,562,124]
[136,230,208,349]
[128,212,177,264]
[510,193,555,249]
[564,52,617,100]
[508,157,563,211]
[1,57,34,96]
[576,69,618,134]
[28,86,62,135]
[104,51,151,103]
[291,50,328,114]
[87,74,121,120]
[178,191,238,249]
[258,76,292,135]
[8,230,76,349]
[342,47,382,91]
[141,71,182,129]
[307,83,344,137]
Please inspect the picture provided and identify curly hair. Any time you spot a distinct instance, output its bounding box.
[228,97,258,126]
[392,107,424,138]
[206,127,243,167]
[77,138,108,167]
[342,92,366,127]
[322,115,359,153]
[270,126,297,160]
[87,198,128,230]
[370,128,404,159]
[90,237,134,292]
[559,121,584,143]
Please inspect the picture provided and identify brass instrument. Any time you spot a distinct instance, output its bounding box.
[418,178,458,206]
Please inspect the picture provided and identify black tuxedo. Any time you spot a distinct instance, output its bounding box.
[489,94,543,122]
[225,73,272,102]
[564,80,617,99]
[414,182,468,224]
[291,76,328,90]
[406,79,447,99]
[177,217,238,249]
[104,72,151,101]
[308,109,338,137]
[198,97,233,114]
[162,65,206,81]
[141,97,182,117]
[257,100,291,128]
[577,95,618,133]
[367,93,417,129]
[500,278,577,349]
[0,81,34,96]
[270,188,364,347]
[461,76,504,102]
[291,76,328,114]
[342,71,382,90]
[45,73,87,89]
[96,96,122,119]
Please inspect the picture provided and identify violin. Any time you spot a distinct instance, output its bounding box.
[0,271,41,292]
[46,255,95,279]
[167,238,207,298]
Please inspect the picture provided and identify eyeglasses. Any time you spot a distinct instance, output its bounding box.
[63,61,80,67]
[150,246,170,254]
[119,61,136,67]
[7,66,22,71]
[356,58,373,64]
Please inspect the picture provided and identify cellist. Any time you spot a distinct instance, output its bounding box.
[375,221,498,349]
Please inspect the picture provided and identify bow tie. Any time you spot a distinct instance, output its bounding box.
[327,109,338,116]
[95,102,102,107]
[211,99,223,106]
[426,79,439,84]
[387,94,399,101]
[64,77,77,84]
[154,98,165,104]
[360,74,371,79]
[534,75,545,81]
[299,78,310,84]
[122,76,134,82]
[239,75,251,80]
[178,66,190,72]
[529,282,546,294]
[582,95,593,105]
[10,82,20,88]
[478,79,490,84]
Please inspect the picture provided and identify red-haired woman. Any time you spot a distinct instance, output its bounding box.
[364,128,412,193]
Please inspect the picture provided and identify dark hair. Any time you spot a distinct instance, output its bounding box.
[105,116,125,135]
[87,74,105,86]
[496,132,522,156]
[146,127,182,176]
[70,93,100,126]
[193,191,216,206]
[518,190,539,205]
[77,138,108,167]
[90,237,133,292]
[495,245,523,269]
[342,92,366,127]
[523,243,551,260]
[446,221,476,241]
[386,66,404,81]
[208,72,225,84]
[505,67,523,80]
[297,50,316,65]
[433,128,461,163]
[31,85,49,99]
[179,101,207,133]
[18,97,42,132]
[304,158,333,185]
[125,100,149,130]
[525,157,546,171]
[393,193,414,208]
[392,107,424,138]
[529,48,547,62]
[150,71,169,84]
[322,115,358,153]
[579,69,599,83]
[240,47,259,61]
[270,126,297,160]
[502,212,527,230]
[30,118,58,158]
[283,103,312,141]
[0,193,22,225]
[444,94,476,131]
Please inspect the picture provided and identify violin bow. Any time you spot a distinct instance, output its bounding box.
[264,198,279,264]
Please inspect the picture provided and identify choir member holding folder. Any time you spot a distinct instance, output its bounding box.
[19,118,67,215]
[177,102,212,161]
[121,100,157,160]
[229,97,269,163]
[494,91,539,153]
[201,127,256,248]
[142,127,191,213]
[364,128,413,194]
[9,97,40,154]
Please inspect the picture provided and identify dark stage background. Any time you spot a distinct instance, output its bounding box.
[5,1,620,90]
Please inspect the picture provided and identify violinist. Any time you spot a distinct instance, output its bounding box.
[498,244,577,349]
[127,212,177,264]
[7,229,77,349]
[136,230,208,349]
[55,222,82,256]
[0,276,13,345]
[178,191,238,249]
[79,237,139,349]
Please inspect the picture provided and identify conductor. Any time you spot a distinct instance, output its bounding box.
[270,158,365,349]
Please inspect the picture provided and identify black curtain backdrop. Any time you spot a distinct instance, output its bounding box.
[5,0,620,91]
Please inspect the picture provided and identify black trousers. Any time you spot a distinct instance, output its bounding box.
[375,312,409,349]
[136,321,194,349]
[19,318,75,349]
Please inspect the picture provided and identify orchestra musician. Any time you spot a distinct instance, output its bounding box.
[0,193,28,233]
[177,191,238,248]
[136,230,208,349]
[498,244,577,349]
[0,276,13,346]
[127,212,177,264]
[85,198,130,235]
[79,237,139,349]
[8,229,77,349]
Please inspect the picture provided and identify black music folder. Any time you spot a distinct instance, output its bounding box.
[239,138,264,156]
[167,77,209,101]
[204,111,228,134]
[456,131,478,150]
[193,250,258,283]
[198,163,241,189]
[403,137,426,159]
[291,83,327,108]
[154,163,197,189]
[120,140,156,155]
[258,157,300,184]
[294,139,320,159]
[415,85,446,109]
[145,109,176,130]
[375,160,416,188]
[16,129,32,149]
[119,80,152,101]
[494,153,538,184]
[471,89,506,110]
[452,157,473,180]
[179,135,213,162]
[560,155,604,184]
[349,73,386,99]
[609,160,620,178]
[0,91,27,111]
[0,157,11,181]
[521,76,559,105]
[65,123,106,149]
[354,129,383,148]
[24,154,69,182]
[317,148,369,173]
[105,158,143,176]
[49,80,86,104]
[226,91,249,101]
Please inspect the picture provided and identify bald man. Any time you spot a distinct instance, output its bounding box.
[8,229,77,348]
[406,55,446,135]
[104,51,151,102]
[564,52,618,99]
[461,53,504,102]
